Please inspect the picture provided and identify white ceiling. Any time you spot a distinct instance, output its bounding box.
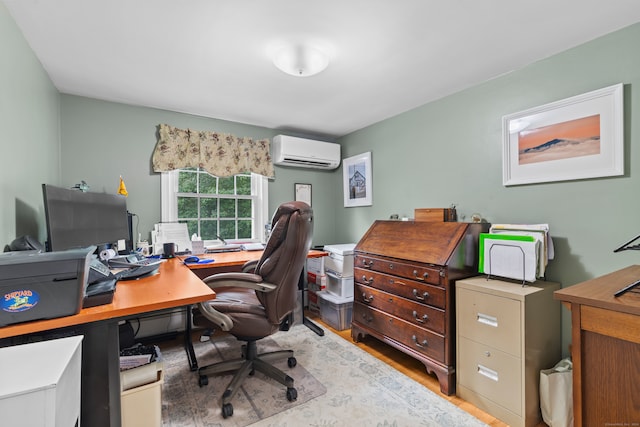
[4,1,640,139]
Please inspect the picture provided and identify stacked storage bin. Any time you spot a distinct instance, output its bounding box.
[306,255,326,314]
[318,244,355,330]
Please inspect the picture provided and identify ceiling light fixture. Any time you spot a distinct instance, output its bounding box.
[272,44,329,77]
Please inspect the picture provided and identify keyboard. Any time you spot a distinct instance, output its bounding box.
[114,262,162,281]
[108,257,161,268]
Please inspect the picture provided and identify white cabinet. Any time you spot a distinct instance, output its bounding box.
[456,277,561,427]
[0,335,83,427]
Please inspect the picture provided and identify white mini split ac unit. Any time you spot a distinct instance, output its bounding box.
[272,135,340,170]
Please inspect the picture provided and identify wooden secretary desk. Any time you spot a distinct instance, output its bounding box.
[351,220,488,395]
[554,265,640,426]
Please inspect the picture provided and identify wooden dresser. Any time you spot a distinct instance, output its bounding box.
[351,220,488,395]
[554,265,640,426]
[456,277,561,427]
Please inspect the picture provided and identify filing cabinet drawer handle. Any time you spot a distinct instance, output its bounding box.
[412,289,430,301]
[361,275,374,285]
[413,270,428,281]
[477,312,498,328]
[412,335,428,348]
[412,311,428,323]
[477,364,499,382]
[362,293,374,303]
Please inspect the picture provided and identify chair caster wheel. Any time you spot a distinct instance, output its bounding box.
[286,387,297,402]
[287,356,297,368]
[198,375,208,387]
[222,403,234,418]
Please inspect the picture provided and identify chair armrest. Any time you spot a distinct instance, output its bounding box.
[241,259,259,273]
[197,301,234,331]
[197,272,277,331]
[202,272,277,292]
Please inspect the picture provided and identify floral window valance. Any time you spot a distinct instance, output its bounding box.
[152,123,275,178]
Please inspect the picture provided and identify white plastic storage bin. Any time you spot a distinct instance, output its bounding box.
[318,291,353,331]
[323,243,356,277]
[326,272,354,298]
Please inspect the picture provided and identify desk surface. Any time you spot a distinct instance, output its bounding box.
[554,264,640,316]
[182,248,328,270]
[0,258,215,339]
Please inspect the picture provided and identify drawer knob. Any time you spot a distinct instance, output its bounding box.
[412,311,428,323]
[412,335,428,348]
[361,313,373,322]
[362,293,374,303]
[361,259,374,269]
[413,270,428,281]
[361,275,374,285]
[412,289,430,301]
[389,263,394,270]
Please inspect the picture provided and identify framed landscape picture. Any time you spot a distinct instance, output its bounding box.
[343,152,372,207]
[502,83,623,186]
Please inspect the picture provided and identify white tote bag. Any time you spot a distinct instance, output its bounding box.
[539,358,573,427]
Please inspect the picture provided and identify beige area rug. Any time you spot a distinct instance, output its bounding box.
[161,324,489,427]
[161,330,326,426]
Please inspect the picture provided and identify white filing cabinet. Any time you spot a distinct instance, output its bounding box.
[456,277,561,427]
[0,335,83,427]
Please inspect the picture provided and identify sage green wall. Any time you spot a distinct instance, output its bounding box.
[337,23,640,355]
[6,0,640,354]
[0,3,61,247]
[59,95,338,247]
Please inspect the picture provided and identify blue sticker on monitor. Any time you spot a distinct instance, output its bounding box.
[2,290,39,313]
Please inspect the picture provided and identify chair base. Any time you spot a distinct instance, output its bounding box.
[197,340,298,418]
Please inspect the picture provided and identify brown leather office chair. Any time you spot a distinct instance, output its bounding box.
[193,201,313,418]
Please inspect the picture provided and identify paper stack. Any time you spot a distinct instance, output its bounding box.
[479,224,554,283]
[151,222,192,255]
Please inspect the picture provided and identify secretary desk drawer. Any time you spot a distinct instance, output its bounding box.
[457,287,521,357]
[355,255,444,286]
[355,283,445,334]
[354,267,446,310]
[353,302,445,362]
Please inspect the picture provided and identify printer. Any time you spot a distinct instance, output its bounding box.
[0,246,94,326]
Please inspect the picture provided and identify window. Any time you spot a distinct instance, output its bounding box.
[161,169,269,243]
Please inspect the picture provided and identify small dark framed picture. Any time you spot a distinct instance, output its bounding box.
[294,183,312,207]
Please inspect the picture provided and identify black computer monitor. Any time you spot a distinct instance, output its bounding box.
[42,184,130,252]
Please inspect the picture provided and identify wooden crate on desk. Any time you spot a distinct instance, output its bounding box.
[414,208,456,222]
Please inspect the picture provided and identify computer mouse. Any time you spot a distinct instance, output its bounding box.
[184,256,199,263]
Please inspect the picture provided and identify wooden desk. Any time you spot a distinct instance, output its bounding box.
[183,248,328,278]
[0,258,215,427]
[554,265,640,426]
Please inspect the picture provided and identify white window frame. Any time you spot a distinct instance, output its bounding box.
[160,171,269,243]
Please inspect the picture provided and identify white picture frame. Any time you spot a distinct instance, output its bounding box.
[343,152,372,207]
[294,183,312,207]
[502,83,624,186]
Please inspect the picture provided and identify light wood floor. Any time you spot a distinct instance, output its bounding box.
[305,311,547,427]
